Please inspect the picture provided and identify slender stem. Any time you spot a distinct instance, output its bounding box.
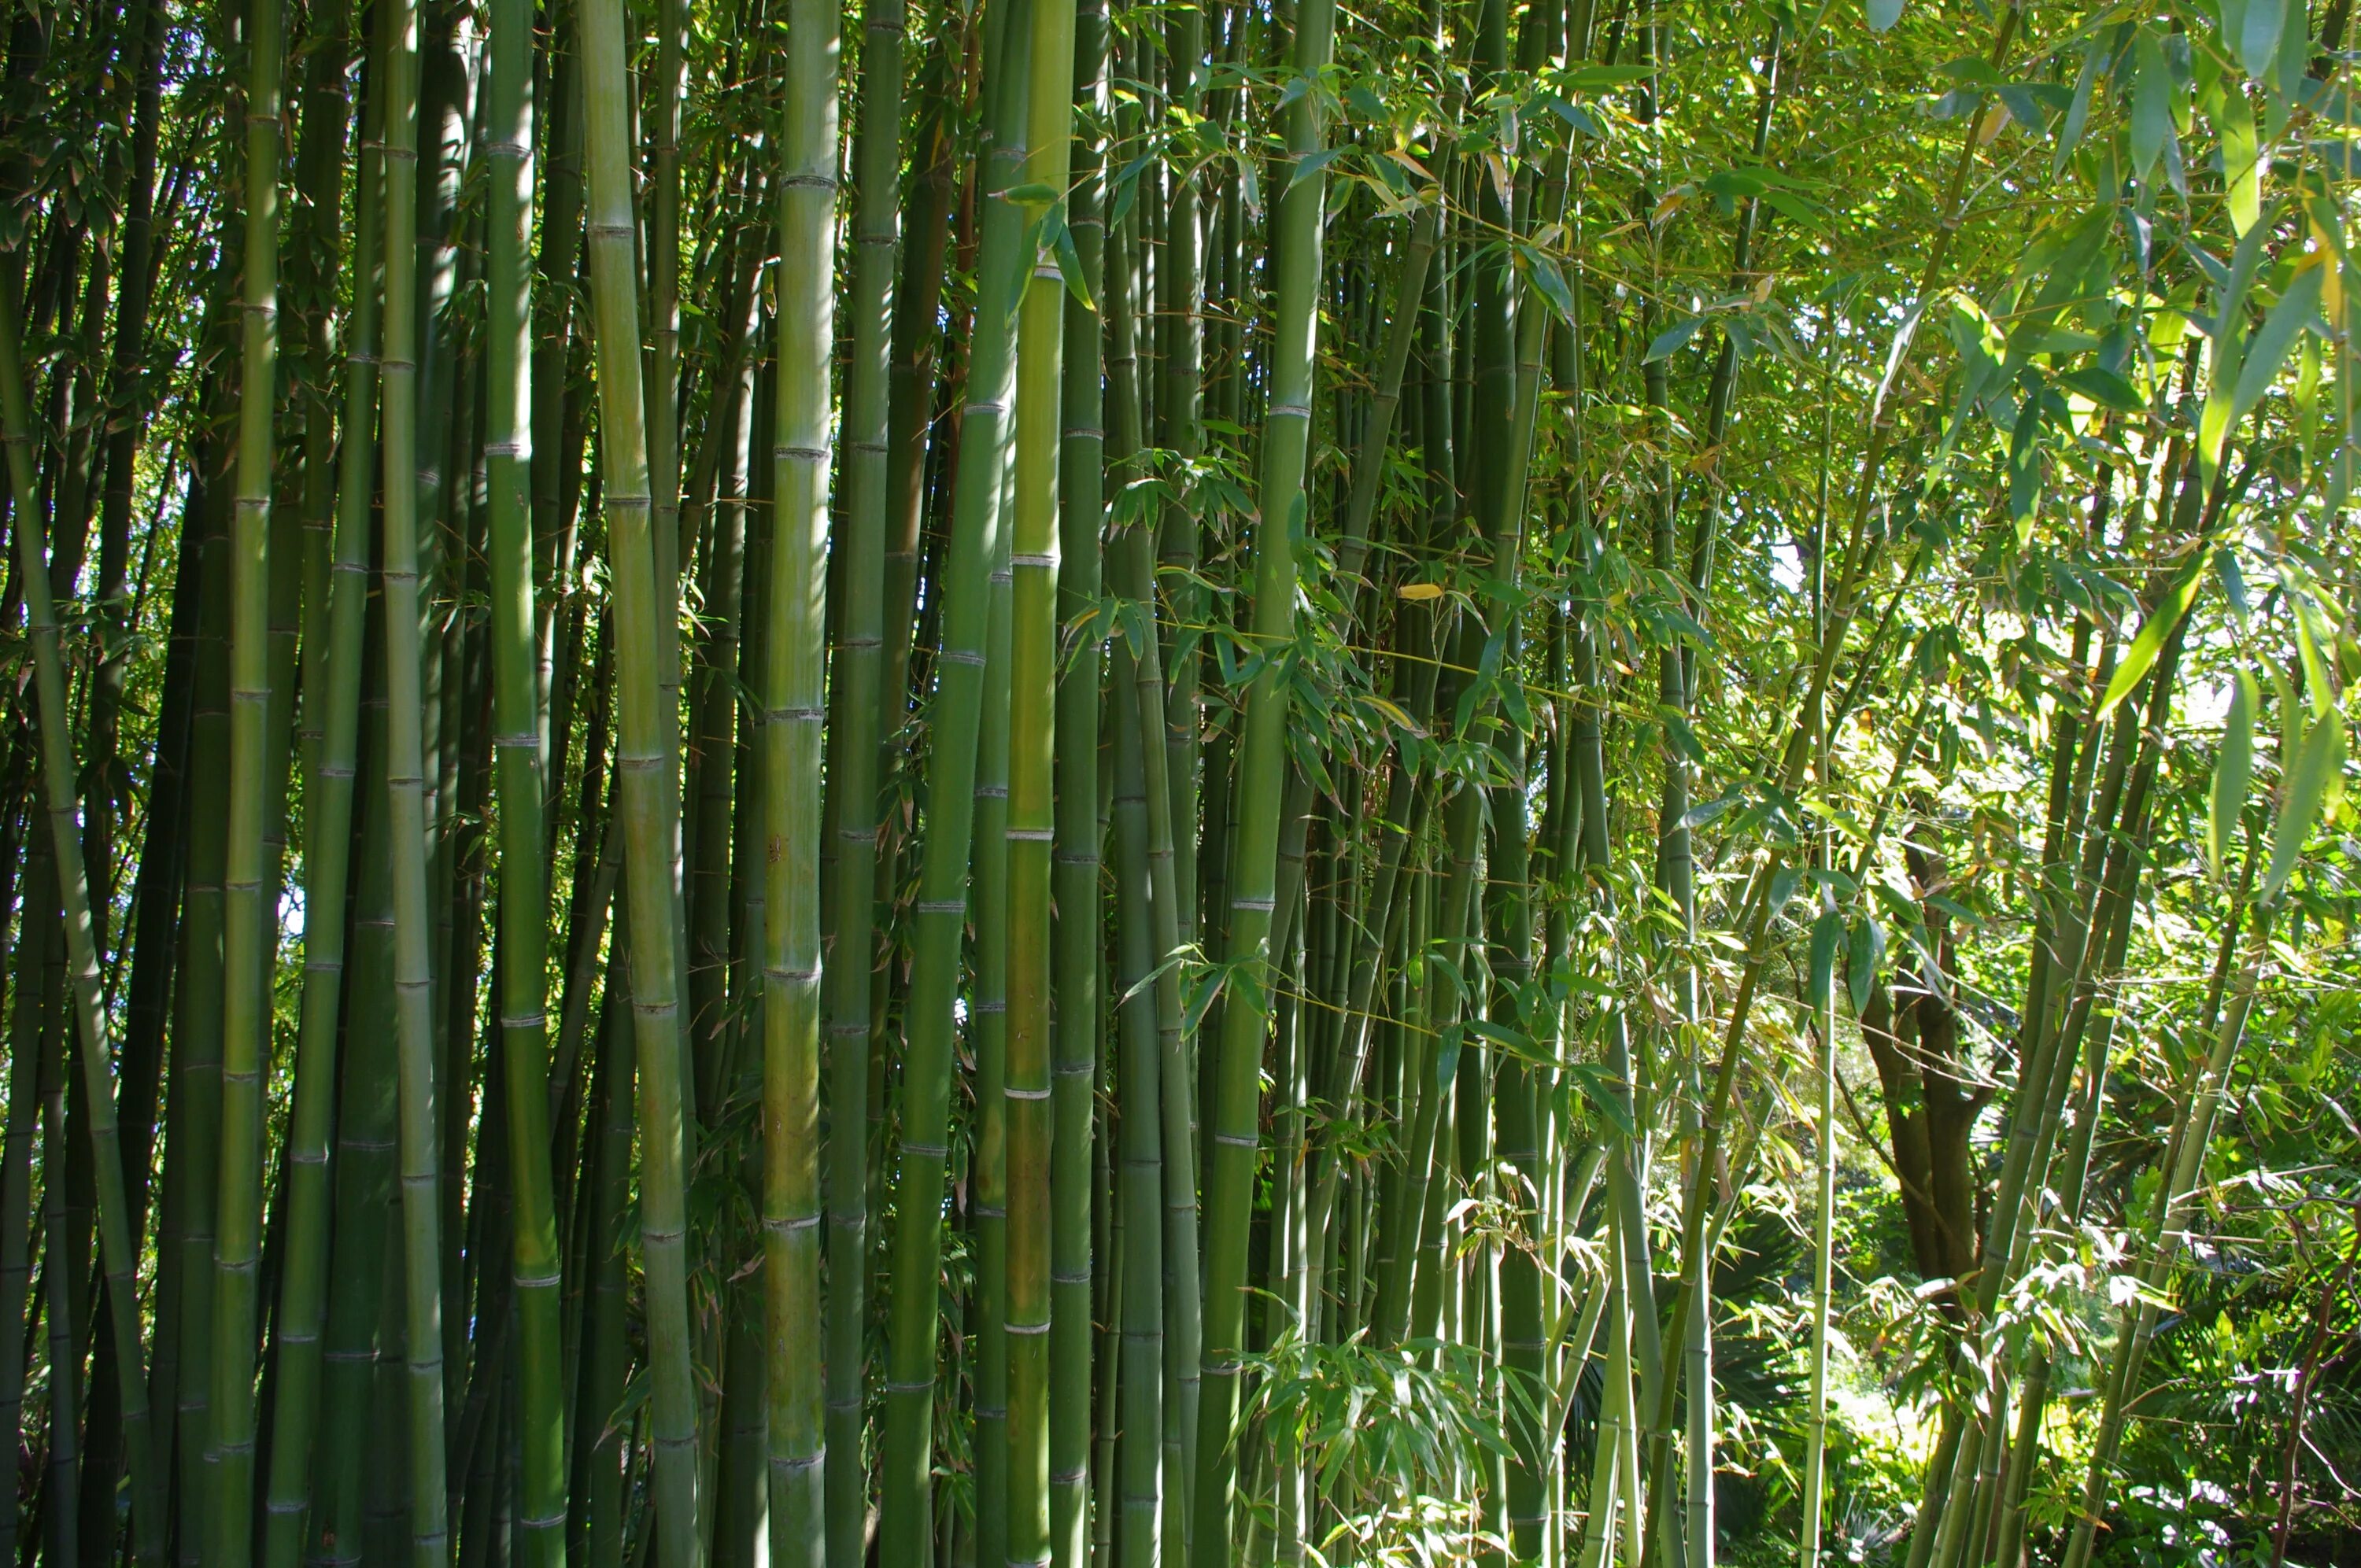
[578,0,701,1550]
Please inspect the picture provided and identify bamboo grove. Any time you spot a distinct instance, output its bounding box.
[5,0,2361,1562]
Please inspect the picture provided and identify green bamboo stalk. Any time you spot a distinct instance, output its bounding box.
[1190,0,1337,1555]
[42,1009,83,1568]
[575,0,704,1546]
[875,0,1033,1551]
[1576,1208,1635,1568]
[1103,205,1203,1551]
[375,0,455,1554]
[763,0,841,1554]
[1004,0,1083,1558]
[0,792,39,1568]
[1050,6,1108,1558]
[822,0,902,1551]
[485,0,569,1554]
[1798,908,1839,1568]
[977,512,1017,1568]
[310,648,400,1567]
[1155,0,1207,940]
[261,10,380,1562]
[1110,654,1168,1568]
[0,260,166,1568]
[579,973,637,1568]
[209,0,289,1551]
[879,3,959,746]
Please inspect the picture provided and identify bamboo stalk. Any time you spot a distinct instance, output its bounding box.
[260,7,379,1562]
[1004,0,1083,1557]
[578,0,701,1549]
[875,0,1033,1552]
[486,0,570,1554]
[760,0,841,1556]
[1050,6,1108,1557]
[374,0,456,1553]
[0,245,168,1568]
[1190,0,1337,1555]
[209,0,289,1551]
[822,0,901,1551]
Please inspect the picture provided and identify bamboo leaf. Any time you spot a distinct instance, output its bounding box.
[2058,365,2146,413]
[2198,203,2281,473]
[2221,83,2262,234]
[2096,564,2204,718]
[1563,1062,1638,1142]
[2217,548,2252,630]
[1526,252,1578,327]
[1644,315,1705,363]
[2264,706,2347,902]
[2238,0,2285,80]
[2209,669,2256,880]
[1679,791,1738,831]
[2130,31,2171,185]
[2228,261,2324,426]
[1845,913,1881,1016]
[1865,0,1905,33]
[2054,31,2109,176]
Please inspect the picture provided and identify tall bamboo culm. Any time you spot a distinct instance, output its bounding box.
[374,0,455,1555]
[767,0,841,1555]
[822,0,900,1555]
[875,0,1030,1555]
[1190,0,1339,1557]
[209,0,286,1555]
[578,0,700,1554]
[486,0,570,1553]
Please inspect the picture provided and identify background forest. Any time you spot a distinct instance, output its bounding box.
[0,0,2358,1563]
